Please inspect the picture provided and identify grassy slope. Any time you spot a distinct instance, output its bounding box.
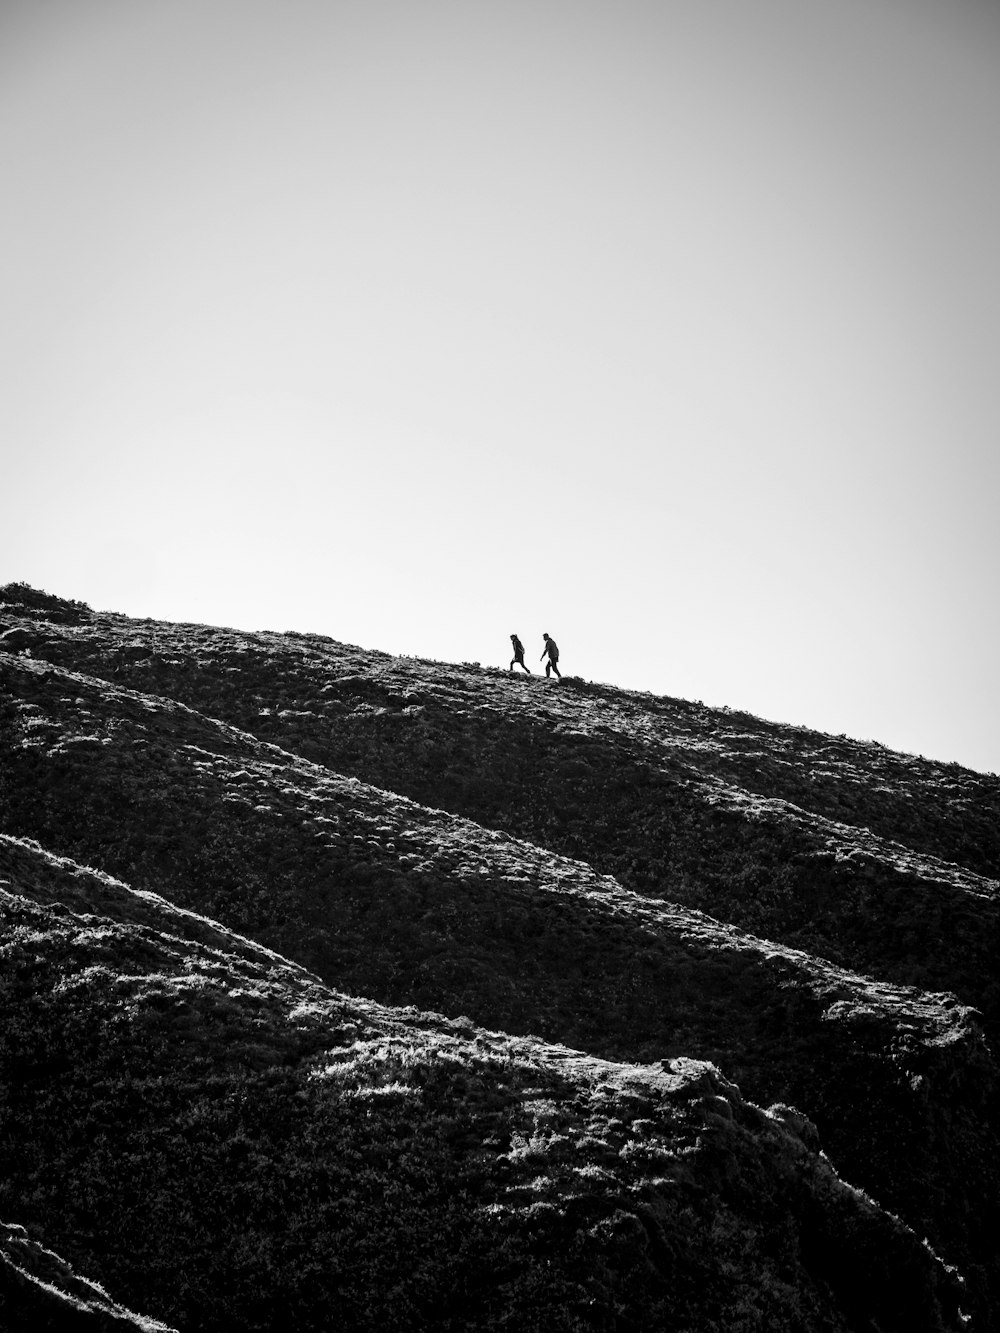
[1,835,964,1333]
[1,585,998,1326]
[8,591,998,1030]
[1,1219,178,1333]
[1,648,998,1321]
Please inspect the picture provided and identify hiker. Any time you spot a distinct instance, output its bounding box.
[509,633,531,673]
[540,632,561,679]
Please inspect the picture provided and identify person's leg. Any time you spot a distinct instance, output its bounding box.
[552,661,561,678]
[545,662,551,677]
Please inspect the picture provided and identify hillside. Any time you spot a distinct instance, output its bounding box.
[2,582,998,1330]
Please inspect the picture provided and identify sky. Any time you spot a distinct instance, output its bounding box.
[3,0,999,774]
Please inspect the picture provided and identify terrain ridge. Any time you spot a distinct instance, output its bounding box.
[1,582,998,1331]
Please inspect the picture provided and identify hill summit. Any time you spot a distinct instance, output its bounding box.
[2,582,998,1331]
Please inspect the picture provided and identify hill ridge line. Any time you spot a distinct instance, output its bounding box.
[2,652,984,1032]
[2,583,999,1328]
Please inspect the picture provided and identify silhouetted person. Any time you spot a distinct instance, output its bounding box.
[541,632,561,678]
[509,633,531,672]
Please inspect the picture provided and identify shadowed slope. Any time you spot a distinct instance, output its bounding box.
[5,587,997,1032]
[1,1221,178,1332]
[1,835,965,1332]
[1,649,997,1322]
[2,585,999,1326]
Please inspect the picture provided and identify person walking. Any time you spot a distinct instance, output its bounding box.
[509,633,531,673]
[540,632,561,679]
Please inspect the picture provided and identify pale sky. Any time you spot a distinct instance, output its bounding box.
[3,0,999,773]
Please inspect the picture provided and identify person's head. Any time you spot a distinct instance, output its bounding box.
[542,632,550,640]
[510,633,517,640]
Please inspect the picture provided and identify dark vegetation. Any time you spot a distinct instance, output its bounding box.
[6,579,995,1026]
[0,837,966,1332]
[1,1219,176,1332]
[2,583,998,1330]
